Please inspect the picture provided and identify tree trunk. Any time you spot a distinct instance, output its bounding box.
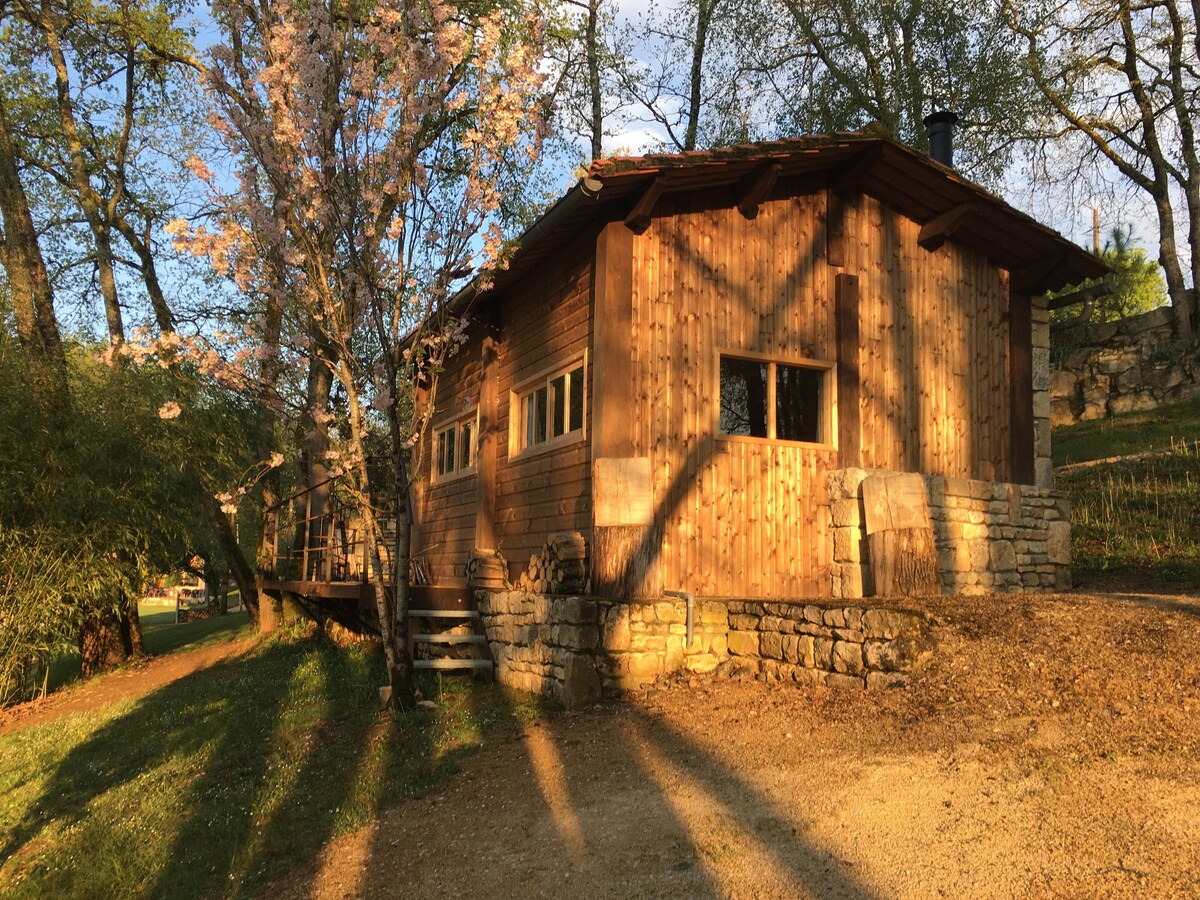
[586,0,603,161]
[0,98,70,421]
[79,605,128,677]
[124,589,145,657]
[198,488,262,627]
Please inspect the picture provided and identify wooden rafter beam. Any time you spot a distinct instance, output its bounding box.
[624,176,665,234]
[830,143,885,197]
[1011,252,1065,295]
[736,162,782,219]
[918,202,975,252]
[1047,273,1118,311]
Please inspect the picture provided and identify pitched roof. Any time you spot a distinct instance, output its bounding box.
[465,132,1107,309]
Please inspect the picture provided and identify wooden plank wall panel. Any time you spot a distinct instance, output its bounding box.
[631,191,836,600]
[414,324,486,584]
[493,238,595,572]
[853,194,1011,482]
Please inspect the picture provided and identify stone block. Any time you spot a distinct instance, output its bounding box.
[796,635,815,667]
[1035,457,1054,489]
[831,499,861,527]
[626,652,663,677]
[655,601,685,624]
[824,607,846,628]
[989,540,1016,572]
[1047,520,1071,565]
[602,607,631,652]
[761,615,787,632]
[781,634,800,664]
[826,673,866,691]
[813,637,835,669]
[560,655,602,709]
[760,631,783,660]
[557,597,599,626]
[832,640,864,675]
[842,564,865,599]
[684,653,722,674]
[803,605,824,624]
[728,630,760,657]
[792,667,826,686]
[730,613,759,630]
[1032,347,1051,391]
[863,640,885,669]
[833,527,862,562]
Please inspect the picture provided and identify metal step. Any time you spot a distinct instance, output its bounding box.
[409,609,479,619]
[413,658,494,670]
[413,633,488,644]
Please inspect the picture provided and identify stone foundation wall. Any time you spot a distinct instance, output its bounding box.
[477,591,728,707]
[1050,306,1200,426]
[478,591,940,705]
[723,602,933,690]
[828,468,1071,599]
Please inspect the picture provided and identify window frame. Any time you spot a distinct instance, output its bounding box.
[431,408,480,484]
[715,348,836,449]
[509,353,588,460]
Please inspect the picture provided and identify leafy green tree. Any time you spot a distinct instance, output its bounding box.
[1051,227,1168,327]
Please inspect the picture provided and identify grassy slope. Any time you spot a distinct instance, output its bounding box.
[1052,398,1200,466]
[43,603,252,696]
[0,638,546,899]
[1053,400,1200,586]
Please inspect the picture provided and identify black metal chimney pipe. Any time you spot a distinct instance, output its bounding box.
[923,111,958,168]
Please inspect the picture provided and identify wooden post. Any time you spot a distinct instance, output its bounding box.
[475,327,500,550]
[835,273,861,467]
[590,220,662,599]
[1008,289,1035,484]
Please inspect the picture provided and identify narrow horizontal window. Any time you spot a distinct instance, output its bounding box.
[514,359,586,455]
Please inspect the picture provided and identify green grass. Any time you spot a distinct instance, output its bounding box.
[39,604,252,698]
[1052,398,1200,465]
[0,637,546,899]
[1056,441,1200,586]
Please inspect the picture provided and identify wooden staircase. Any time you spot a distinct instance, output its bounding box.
[409,589,493,675]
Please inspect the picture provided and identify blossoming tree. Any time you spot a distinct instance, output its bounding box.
[174,0,548,703]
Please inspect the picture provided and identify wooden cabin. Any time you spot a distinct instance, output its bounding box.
[412,133,1106,602]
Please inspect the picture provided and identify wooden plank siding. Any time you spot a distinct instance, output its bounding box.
[627,187,1016,600]
[413,322,485,585]
[413,235,596,585]
[416,181,1021,599]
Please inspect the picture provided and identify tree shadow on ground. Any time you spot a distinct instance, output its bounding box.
[0,636,466,899]
[349,685,877,899]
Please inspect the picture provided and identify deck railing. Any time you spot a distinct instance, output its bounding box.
[263,477,398,584]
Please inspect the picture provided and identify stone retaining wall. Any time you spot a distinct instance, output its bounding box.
[1050,306,1200,426]
[478,591,938,706]
[828,468,1071,599]
[722,602,933,690]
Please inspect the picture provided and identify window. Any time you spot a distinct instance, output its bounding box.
[718,353,831,445]
[433,411,478,483]
[513,358,586,455]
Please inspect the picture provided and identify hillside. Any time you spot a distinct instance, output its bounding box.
[1053,400,1200,589]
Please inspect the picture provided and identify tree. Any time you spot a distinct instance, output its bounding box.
[1008,0,1199,340]
[1051,226,1168,327]
[175,0,548,705]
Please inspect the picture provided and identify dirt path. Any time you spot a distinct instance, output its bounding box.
[0,637,256,737]
[273,591,1200,899]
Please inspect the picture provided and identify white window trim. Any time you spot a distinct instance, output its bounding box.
[508,352,588,461]
[431,408,480,484]
[714,348,837,449]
